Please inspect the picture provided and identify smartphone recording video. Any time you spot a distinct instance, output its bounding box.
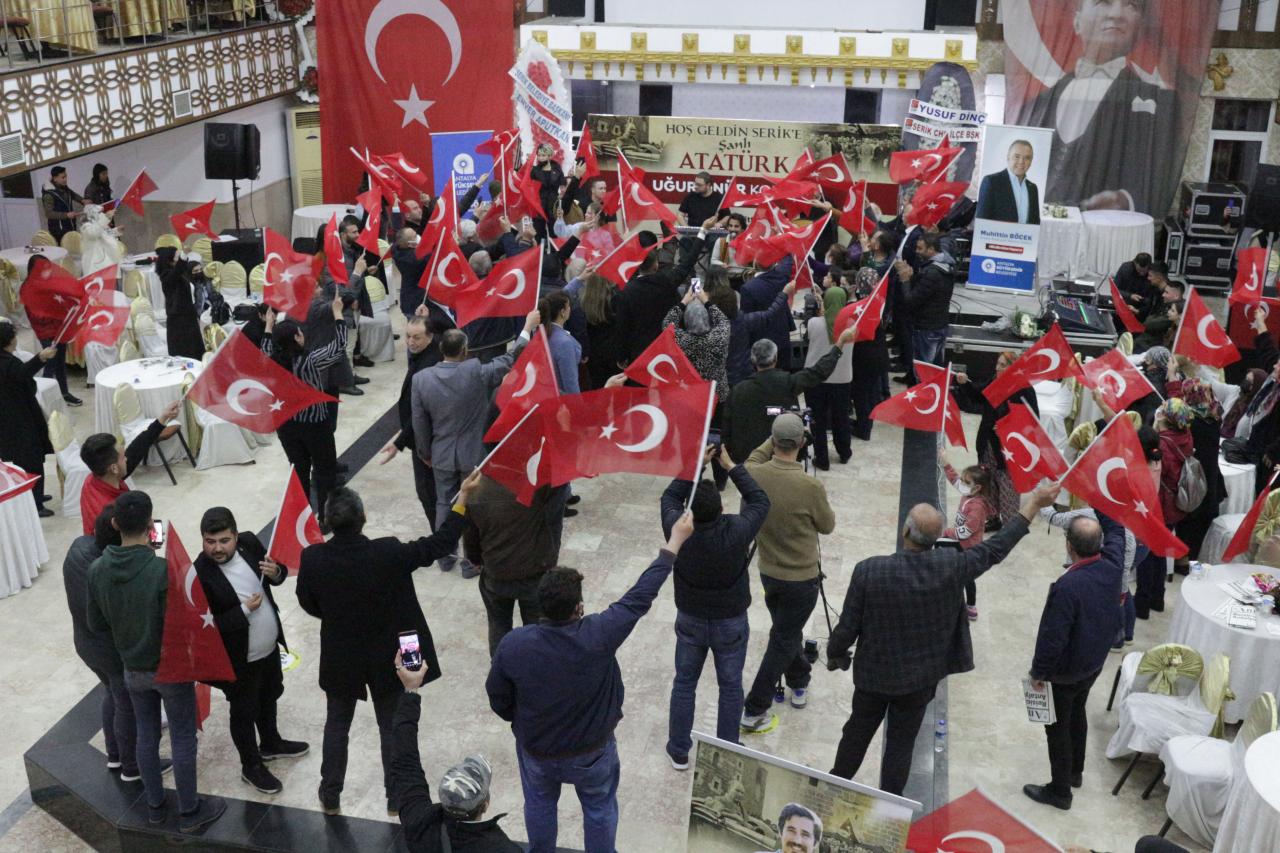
[398,631,423,671]
[149,521,165,550]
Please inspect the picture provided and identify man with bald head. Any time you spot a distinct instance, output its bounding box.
[1023,511,1125,810]
[826,481,1060,795]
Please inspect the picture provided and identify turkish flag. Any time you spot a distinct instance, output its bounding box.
[719,176,763,210]
[374,151,433,195]
[19,256,84,341]
[1228,297,1280,350]
[732,211,788,268]
[479,405,551,506]
[871,370,951,435]
[1061,415,1188,557]
[914,361,968,449]
[1107,276,1145,334]
[616,156,678,230]
[593,231,670,288]
[838,179,877,237]
[907,181,968,228]
[833,269,889,343]
[571,224,621,267]
[263,228,317,317]
[1172,288,1240,369]
[316,0,513,202]
[74,289,131,348]
[322,214,350,285]
[1223,468,1280,562]
[483,327,560,442]
[52,265,121,345]
[418,174,458,259]
[576,125,599,181]
[355,188,383,256]
[540,381,717,484]
[1082,348,1158,413]
[994,402,1068,493]
[420,229,480,304]
[453,245,541,328]
[798,154,854,206]
[890,139,964,185]
[515,155,547,221]
[477,128,517,160]
[983,324,1086,407]
[155,524,236,685]
[117,169,157,217]
[187,331,337,433]
[351,147,404,203]
[906,788,1061,853]
[169,200,215,242]
[267,466,324,574]
[0,459,39,505]
[1230,246,1269,306]
[624,325,702,388]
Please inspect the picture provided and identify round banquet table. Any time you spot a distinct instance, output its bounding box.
[0,245,68,268]
[291,205,355,244]
[1219,459,1258,515]
[1213,730,1280,853]
[1168,563,1280,723]
[93,358,202,461]
[1077,210,1155,278]
[1036,205,1085,283]
[0,488,49,598]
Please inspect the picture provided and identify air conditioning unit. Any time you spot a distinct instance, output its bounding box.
[287,106,323,207]
[172,89,193,119]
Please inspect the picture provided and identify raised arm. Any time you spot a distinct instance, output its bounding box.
[958,483,1060,581]
[390,658,434,823]
[591,512,693,652]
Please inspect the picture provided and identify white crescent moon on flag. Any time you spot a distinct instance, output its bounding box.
[1096,458,1126,504]
[396,155,421,174]
[913,383,942,415]
[363,0,461,85]
[759,220,775,239]
[264,251,285,274]
[83,309,114,330]
[428,200,446,226]
[618,259,643,280]
[1099,368,1127,399]
[498,268,526,301]
[437,253,463,287]
[628,183,649,206]
[526,439,545,485]
[295,507,315,546]
[920,152,943,171]
[1006,431,1042,473]
[940,830,1007,853]
[647,354,677,384]
[511,363,538,398]
[1029,348,1061,375]
[83,276,106,299]
[226,378,276,417]
[183,563,198,607]
[1196,314,1223,349]
[816,163,844,181]
[615,404,669,453]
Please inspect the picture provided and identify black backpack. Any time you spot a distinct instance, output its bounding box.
[208,290,231,326]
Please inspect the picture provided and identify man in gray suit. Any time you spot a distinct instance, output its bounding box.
[411,309,541,575]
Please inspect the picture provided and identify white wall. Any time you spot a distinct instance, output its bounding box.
[609,81,641,116]
[669,82,846,123]
[30,96,293,204]
[603,0,928,30]
[877,89,917,126]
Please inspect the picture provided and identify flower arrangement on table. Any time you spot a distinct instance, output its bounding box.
[1043,203,1069,219]
[1013,309,1040,340]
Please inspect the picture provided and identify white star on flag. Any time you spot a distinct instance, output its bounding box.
[599,423,618,439]
[1002,448,1015,461]
[905,390,917,401]
[269,400,285,412]
[281,269,294,283]
[911,158,923,168]
[200,610,215,628]
[1134,500,1148,516]
[394,84,433,129]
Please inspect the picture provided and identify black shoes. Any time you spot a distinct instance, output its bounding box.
[339,386,364,396]
[242,764,283,794]
[318,787,341,816]
[38,506,54,518]
[63,393,83,407]
[352,375,371,385]
[892,375,914,385]
[564,507,578,517]
[1071,772,1083,789]
[179,796,227,834]
[353,355,375,368]
[1022,783,1072,810]
[260,739,309,761]
[567,494,582,506]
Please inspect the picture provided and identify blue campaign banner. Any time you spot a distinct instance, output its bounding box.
[968,247,1038,292]
[430,131,494,204]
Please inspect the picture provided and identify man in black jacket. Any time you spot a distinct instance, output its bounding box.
[660,446,769,769]
[194,507,308,795]
[1023,511,1125,811]
[615,229,704,360]
[297,476,479,816]
[391,656,521,852]
[893,232,955,384]
[826,482,1059,795]
[378,313,444,527]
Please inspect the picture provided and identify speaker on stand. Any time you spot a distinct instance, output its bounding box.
[204,122,261,232]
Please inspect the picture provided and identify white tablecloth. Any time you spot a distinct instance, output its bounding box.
[0,245,68,268]
[13,350,66,417]
[291,205,355,244]
[1221,459,1258,515]
[1214,730,1280,853]
[1168,563,1280,723]
[93,358,201,461]
[0,491,49,598]
[1037,205,1084,282]
[1077,210,1155,278]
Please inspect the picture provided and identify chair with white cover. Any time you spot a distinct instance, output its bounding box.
[113,382,194,485]
[82,337,120,385]
[1157,692,1278,847]
[154,233,182,251]
[122,268,145,299]
[118,338,140,363]
[219,261,247,296]
[30,230,56,247]
[1202,485,1280,565]
[60,230,82,256]
[181,372,255,470]
[189,236,214,265]
[47,410,90,519]
[1109,649,1230,796]
[249,264,265,295]
[1118,331,1134,355]
[357,275,394,362]
[202,323,228,353]
[133,313,168,358]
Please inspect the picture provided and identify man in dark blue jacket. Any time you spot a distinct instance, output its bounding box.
[485,511,695,853]
[738,255,796,370]
[1023,510,1124,811]
[660,447,769,769]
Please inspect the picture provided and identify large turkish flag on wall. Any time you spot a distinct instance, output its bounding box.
[316,0,514,202]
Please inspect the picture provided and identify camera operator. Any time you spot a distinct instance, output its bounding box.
[739,414,836,734]
[722,329,856,467]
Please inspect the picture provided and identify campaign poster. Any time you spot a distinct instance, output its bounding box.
[431,131,495,204]
[900,62,985,187]
[1003,0,1222,217]
[968,125,1054,293]
[585,114,902,215]
[688,734,916,853]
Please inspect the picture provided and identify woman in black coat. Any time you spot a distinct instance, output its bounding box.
[156,248,204,361]
[0,323,56,515]
[1166,376,1227,563]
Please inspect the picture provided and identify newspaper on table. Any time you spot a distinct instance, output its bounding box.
[1228,605,1258,630]
[1022,677,1056,725]
[1219,580,1261,604]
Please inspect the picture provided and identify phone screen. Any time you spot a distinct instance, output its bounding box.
[707,428,722,449]
[149,521,165,550]
[691,278,702,293]
[398,631,423,671]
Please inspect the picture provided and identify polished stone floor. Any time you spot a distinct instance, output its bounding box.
[0,315,1208,852]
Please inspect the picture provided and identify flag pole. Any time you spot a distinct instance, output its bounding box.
[265,465,294,556]
[1056,404,1129,482]
[1170,285,1192,356]
[471,404,542,482]
[688,381,718,483]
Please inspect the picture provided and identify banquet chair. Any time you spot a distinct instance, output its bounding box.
[1109,650,1229,796]
[133,314,168,358]
[203,261,222,287]
[0,257,22,325]
[154,234,182,251]
[180,372,255,471]
[118,338,140,363]
[113,382,195,486]
[60,231,81,256]
[202,323,228,353]
[189,236,214,265]
[47,410,91,519]
[1202,486,1280,565]
[122,268,145,300]
[1065,421,1098,509]
[358,276,395,363]
[219,261,247,296]
[1118,332,1134,355]
[82,334,121,386]
[1157,692,1277,847]
[30,230,56,247]
[1108,641,1202,714]
[248,264,265,295]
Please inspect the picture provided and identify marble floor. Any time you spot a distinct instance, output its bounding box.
[0,315,1209,852]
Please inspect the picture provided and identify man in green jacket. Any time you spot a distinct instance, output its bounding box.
[86,491,226,834]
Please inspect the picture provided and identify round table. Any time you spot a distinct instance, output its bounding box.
[291,205,355,244]
[1220,459,1258,515]
[1077,210,1155,278]
[1037,205,1084,283]
[93,358,202,460]
[0,488,49,598]
[0,245,68,268]
[1213,730,1280,852]
[1168,563,1280,723]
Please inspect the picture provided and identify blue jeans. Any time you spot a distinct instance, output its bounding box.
[90,666,137,775]
[667,611,749,760]
[911,327,947,368]
[124,670,198,813]
[517,738,620,853]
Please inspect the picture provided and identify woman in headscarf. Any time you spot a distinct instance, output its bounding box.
[1223,368,1267,438]
[848,267,889,440]
[1165,371,1227,562]
[156,248,204,361]
[83,163,112,207]
[803,283,854,469]
[1130,345,1171,424]
[663,282,730,401]
[1154,397,1195,529]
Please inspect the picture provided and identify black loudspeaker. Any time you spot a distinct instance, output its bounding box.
[204,122,260,181]
[211,227,264,271]
[1245,164,1280,232]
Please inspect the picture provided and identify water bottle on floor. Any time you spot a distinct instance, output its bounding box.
[934,718,947,753]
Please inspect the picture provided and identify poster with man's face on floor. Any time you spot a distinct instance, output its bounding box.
[1003,0,1222,216]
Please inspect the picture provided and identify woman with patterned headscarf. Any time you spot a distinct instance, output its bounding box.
[1165,374,1227,563]
[803,284,853,468]
[1154,397,1195,527]
[848,267,889,441]
[1223,368,1268,438]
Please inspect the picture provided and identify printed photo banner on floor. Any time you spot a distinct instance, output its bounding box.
[431,131,496,206]
[967,124,1054,294]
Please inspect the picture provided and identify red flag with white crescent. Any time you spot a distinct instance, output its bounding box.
[1223,468,1280,562]
[914,361,968,449]
[18,256,85,341]
[1228,297,1280,350]
[870,371,951,435]
[1172,287,1240,369]
[263,227,318,317]
[374,151,433,195]
[478,405,551,506]
[906,181,967,228]
[484,327,560,443]
[418,174,458,259]
[592,231,671,289]
[267,466,324,574]
[832,269,888,343]
[419,228,480,304]
[169,200,215,242]
[983,324,1086,407]
[355,188,383,256]
[117,169,158,217]
[0,459,39,506]
[624,325,702,388]
[1107,277,1145,334]
[907,789,1062,853]
[1229,246,1269,306]
[156,524,237,685]
[575,124,599,182]
[74,288,131,348]
[351,147,404,202]
[616,155,678,230]
[993,402,1068,493]
[838,179,877,237]
[453,245,541,328]
[323,214,349,285]
[1082,348,1158,413]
